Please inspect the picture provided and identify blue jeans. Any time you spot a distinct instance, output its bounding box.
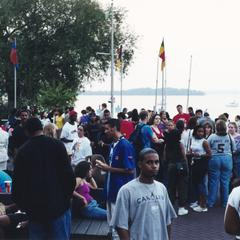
[29,209,71,240]
[198,174,208,197]
[207,155,232,207]
[80,200,107,220]
[233,154,240,177]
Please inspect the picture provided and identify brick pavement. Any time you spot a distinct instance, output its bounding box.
[172,207,235,240]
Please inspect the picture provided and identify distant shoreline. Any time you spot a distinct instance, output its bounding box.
[80,87,205,96]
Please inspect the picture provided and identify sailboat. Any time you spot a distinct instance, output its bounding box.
[226,100,239,108]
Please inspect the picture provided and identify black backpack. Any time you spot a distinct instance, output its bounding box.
[129,123,145,156]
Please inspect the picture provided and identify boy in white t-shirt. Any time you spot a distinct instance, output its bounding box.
[224,186,240,237]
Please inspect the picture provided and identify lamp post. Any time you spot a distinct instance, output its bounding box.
[96,0,115,116]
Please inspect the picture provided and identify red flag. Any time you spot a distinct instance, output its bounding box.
[10,42,19,67]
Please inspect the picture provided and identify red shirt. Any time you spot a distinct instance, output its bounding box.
[173,113,190,124]
[120,120,135,139]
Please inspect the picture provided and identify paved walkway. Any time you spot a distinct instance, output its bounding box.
[172,206,235,240]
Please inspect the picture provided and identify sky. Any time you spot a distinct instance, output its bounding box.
[84,0,240,93]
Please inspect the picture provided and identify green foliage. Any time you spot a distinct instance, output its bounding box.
[37,82,77,111]
[0,0,137,108]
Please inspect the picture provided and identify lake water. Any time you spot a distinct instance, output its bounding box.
[75,93,240,121]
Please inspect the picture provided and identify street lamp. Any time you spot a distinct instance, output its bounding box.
[96,0,115,116]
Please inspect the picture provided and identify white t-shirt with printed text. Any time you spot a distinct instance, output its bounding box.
[71,136,92,166]
[111,178,177,240]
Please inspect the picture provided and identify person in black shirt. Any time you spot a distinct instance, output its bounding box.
[12,118,75,240]
[164,129,189,216]
[10,110,29,157]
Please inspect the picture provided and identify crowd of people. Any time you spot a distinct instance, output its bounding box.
[0,103,240,239]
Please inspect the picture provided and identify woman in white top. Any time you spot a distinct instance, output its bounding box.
[181,117,198,153]
[72,126,92,167]
[188,125,211,212]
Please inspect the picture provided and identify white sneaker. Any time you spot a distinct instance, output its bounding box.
[235,236,240,240]
[193,206,208,212]
[190,201,198,209]
[178,207,189,216]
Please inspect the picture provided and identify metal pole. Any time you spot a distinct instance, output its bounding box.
[110,0,114,116]
[14,38,17,108]
[164,65,167,110]
[154,57,160,112]
[161,67,164,111]
[120,62,123,110]
[186,55,192,111]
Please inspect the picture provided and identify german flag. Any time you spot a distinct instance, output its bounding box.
[159,40,165,71]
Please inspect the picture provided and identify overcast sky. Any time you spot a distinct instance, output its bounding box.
[85,0,240,93]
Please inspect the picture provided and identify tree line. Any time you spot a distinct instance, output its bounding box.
[0,0,137,114]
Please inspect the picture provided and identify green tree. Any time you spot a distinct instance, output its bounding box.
[37,82,77,111]
[0,0,137,108]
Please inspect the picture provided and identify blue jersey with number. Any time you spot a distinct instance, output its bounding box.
[207,134,236,156]
[105,137,135,203]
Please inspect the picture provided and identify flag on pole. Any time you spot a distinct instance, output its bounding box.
[10,41,19,69]
[159,39,165,71]
[115,45,122,71]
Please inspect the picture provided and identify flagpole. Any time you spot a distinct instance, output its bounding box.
[161,68,164,111]
[154,57,160,112]
[120,62,123,110]
[186,55,192,111]
[110,0,115,116]
[14,38,17,108]
[164,65,167,111]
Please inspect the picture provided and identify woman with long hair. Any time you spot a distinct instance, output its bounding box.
[149,114,165,181]
[43,123,57,139]
[159,111,169,133]
[73,161,107,219]
[181,117,198,153]
[203,122,214,139]
[207,120,236,208]
[148,114,164,144]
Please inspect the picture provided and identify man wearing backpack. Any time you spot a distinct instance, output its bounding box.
[129,111,164,176]
[137,111,163,149]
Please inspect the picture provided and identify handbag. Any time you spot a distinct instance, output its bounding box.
[176,161,188,176]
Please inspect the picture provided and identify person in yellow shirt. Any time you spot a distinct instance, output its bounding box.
[54,109,64,138]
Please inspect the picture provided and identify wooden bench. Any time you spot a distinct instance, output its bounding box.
[0,190,110,240]
[70,188,110,240]
[71,218,110,240]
